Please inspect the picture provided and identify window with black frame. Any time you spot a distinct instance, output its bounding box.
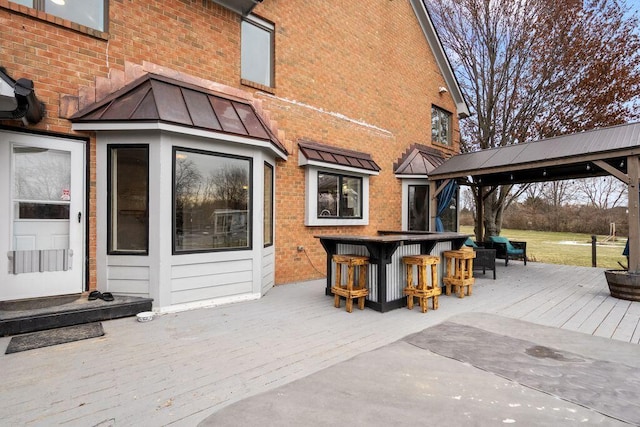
[173,148,251,252]
[108,145,149,254]
[12,0,107,32]
[264,163,273,247]
[431,105,452,146]
[317,172,362,219]
[408,185,429,231]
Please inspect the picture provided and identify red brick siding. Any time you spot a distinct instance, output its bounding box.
[0,0,460,289]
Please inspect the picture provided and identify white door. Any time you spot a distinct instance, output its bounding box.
[0,131,85,300]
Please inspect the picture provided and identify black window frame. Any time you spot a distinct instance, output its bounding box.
[106,144,150,255]
[263,162,274,248]
[431,105,452,146]
[172,146,253,255]
[408,184,430,231]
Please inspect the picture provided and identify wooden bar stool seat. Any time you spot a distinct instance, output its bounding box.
[402,255,441,313]
[331,254,370,313]
[443,249,476,298]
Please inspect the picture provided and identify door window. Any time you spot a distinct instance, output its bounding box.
[13,146,71,250]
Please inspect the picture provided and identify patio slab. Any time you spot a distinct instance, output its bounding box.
[200,313,638,426]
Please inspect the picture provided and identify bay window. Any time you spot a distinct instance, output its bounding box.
[173,148,252,253]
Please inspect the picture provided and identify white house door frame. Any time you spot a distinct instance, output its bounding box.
[0,130,86,301]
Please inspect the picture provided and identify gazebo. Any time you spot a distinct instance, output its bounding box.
[428,122,640,301]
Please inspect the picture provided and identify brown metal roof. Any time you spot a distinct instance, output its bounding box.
[70,73,287,156]
[298,139,381,172]
[429,122,640,186]
[393,144,446,176]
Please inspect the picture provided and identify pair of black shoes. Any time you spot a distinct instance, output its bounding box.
[88,290,114,302]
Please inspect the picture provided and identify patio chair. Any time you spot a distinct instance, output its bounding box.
[464,238,497,279]
[485,236,527,266]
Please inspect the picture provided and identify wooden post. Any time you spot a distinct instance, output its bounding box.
[628,155,640,273]
[476,185,484,242]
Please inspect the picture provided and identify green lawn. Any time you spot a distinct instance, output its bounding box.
[460,226,627,269]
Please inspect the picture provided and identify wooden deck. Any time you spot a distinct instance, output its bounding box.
[0,263,638,426]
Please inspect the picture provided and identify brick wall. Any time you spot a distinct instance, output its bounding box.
[0,0,460,288]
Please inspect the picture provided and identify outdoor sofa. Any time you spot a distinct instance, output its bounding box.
[485,236,527,266]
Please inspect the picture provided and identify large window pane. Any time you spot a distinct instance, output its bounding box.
[174,149,251,252]
[264,163,274,247]
[108,146,149,254]
[241,17,273,87]
[408,185,429,231]
[44,0,105,31]
[317,172,362,219]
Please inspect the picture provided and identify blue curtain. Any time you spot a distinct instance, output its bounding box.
[435,180,458,232]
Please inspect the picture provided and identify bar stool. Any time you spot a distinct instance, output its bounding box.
[443,248,476,298]
[331,254,370,313]
[402,255,441,313]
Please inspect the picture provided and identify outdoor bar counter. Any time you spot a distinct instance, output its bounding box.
[316,231,470,312]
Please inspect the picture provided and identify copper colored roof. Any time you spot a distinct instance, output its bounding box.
[298,139,381,172]
[394,144,446,176]
[70,73,287,156]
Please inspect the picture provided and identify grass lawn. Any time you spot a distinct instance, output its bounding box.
[460,226,627,269]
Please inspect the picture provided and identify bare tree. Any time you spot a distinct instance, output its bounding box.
[576,176,628,209]
[427,0,640,238]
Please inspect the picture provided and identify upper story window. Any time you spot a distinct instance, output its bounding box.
[431,106,452,146]
[241,15,274,88]
[12,0,106,32]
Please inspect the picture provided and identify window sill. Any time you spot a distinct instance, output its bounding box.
[2,1,108,40]
[241,79,275,94]
[305,217,368,227]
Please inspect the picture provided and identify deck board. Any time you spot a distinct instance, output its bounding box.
[0,262,638,426]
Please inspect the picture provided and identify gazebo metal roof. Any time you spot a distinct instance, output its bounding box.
[429,122,640,186]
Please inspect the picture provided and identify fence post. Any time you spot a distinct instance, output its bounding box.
[591,235,597,267]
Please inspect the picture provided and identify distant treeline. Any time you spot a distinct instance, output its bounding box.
[461,203,628,237]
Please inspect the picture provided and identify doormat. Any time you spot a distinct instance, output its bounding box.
[5,323,104,354]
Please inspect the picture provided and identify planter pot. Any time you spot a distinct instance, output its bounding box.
[604,270,640,302]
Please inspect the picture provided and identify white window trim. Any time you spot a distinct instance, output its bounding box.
[400,178,432,231]
[304,166,370,226]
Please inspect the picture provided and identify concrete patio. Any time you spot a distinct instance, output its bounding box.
[1,262,639,426]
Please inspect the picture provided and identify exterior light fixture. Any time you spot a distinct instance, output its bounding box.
[51,0,65,4]
[542,169,547,177]
[586,164,591,171]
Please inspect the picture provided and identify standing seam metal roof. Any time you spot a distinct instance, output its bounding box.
[429,122,640,181]
[298,139,381,172]
[70,73,287,156]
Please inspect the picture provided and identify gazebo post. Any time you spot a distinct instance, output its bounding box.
[476,185,484,242]
[628,155,640,274]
